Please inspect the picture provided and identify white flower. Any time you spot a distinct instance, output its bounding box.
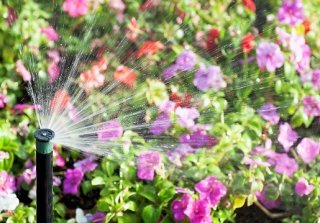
[0,193,19,212]
[76,208,89,223]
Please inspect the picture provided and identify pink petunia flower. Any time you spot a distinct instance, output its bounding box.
[176,107,200,129]
[256,190,281,209]
[0,94,7,109]
[258,103,280,125]
[184,199,212,223]
[0,171,16,195]
[137,151,161,181]
[63,0,88,17]
[311,70,320,90]
[193,64,226,92]
[41,26,59,42]
[277,0,304,27]
[302,96,320,117]
[171,193,193,221]
[296,138,320,164]
[267,153,298,177]
[74,157,98,173]
[256,42,284,72]
[16,60,31,82]
[277,122,298,152]
[195,176,227,207]
[295,177,313,197]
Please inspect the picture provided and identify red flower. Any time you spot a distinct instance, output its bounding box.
[241,33,255,53]
[113,65,137,87]
[50,89,71,111]
[140,0,159,11]
[242,0,256,12]
[136,41,164,58]
[170,92,192,108]
[302,19,311,34]
[206,28,220,54]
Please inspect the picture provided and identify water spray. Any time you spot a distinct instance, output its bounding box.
[34,128,55,223]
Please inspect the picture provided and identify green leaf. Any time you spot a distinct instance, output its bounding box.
[137,185,157,202]
[92,176,105,186]
[54,203,66,218]
[142,205,161,223]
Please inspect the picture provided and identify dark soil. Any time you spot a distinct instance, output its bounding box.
[235,204,282,223]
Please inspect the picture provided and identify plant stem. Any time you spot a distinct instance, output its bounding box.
[254,201,291,219]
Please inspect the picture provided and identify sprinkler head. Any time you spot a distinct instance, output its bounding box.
[34,128,55,142]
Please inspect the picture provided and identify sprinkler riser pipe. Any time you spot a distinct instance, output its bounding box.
[34,128,55,223]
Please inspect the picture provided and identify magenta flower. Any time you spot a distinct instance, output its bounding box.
[184,199,212,223]
[16,60,31,82]
[74,157,97,173]
[295,178,314,197]
[179,130,217,149]
[296,138,320,164]
[20,166,36,185]
[171,193,193,221]
[0,171,16,195]
[175,50,197,72]
[303,96,320,117]
[0,94,7,109]
[277,122,298,152]
[176,107,200,129]
[97,119,123,141]
[41,26,59,42]
[277,0,304,26]
[195,176,227,207]
[255,190,281,209]
[63,168,84,195]
[150,113,171,135]
[193,65,226,92]
[63,0,88,17]
[53,146,66,167]
[258,103,280,125]
[163,64,179,80]
[242,156,271,167]
[137,151,161,181]
[311,70,320,90]
[256,42,284,72]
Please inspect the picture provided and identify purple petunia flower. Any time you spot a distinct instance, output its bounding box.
[295,43,311,74]
[175,50,197,72]
[89,212,106,223]
[163,64,179,80]
[171,193,192,221]
[295,177,314,197]
[97,119,123,141]
[243,156,271,167]
[150,113,171,135]
[63,168,84,195]
[179,130,217,149]
[277,0,304,27]
[311,70,320,90]
[137,151,161,181]
[277,122,298,152]
[195,176,227,207]
[74,156,98,173]
[255,190,281,209]
[53,176,62,186]
[256,42,284,72]
[193,65,226,92]
[175,107,200,129]
[159,100,176,114]
[184,199,212,223]
[258,103,280,125]
[0,171,16,195]
[296,138,320,164]
[0,94,7,109]
[302,96,320,117]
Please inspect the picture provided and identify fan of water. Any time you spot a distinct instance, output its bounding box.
[26,1,289,163]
